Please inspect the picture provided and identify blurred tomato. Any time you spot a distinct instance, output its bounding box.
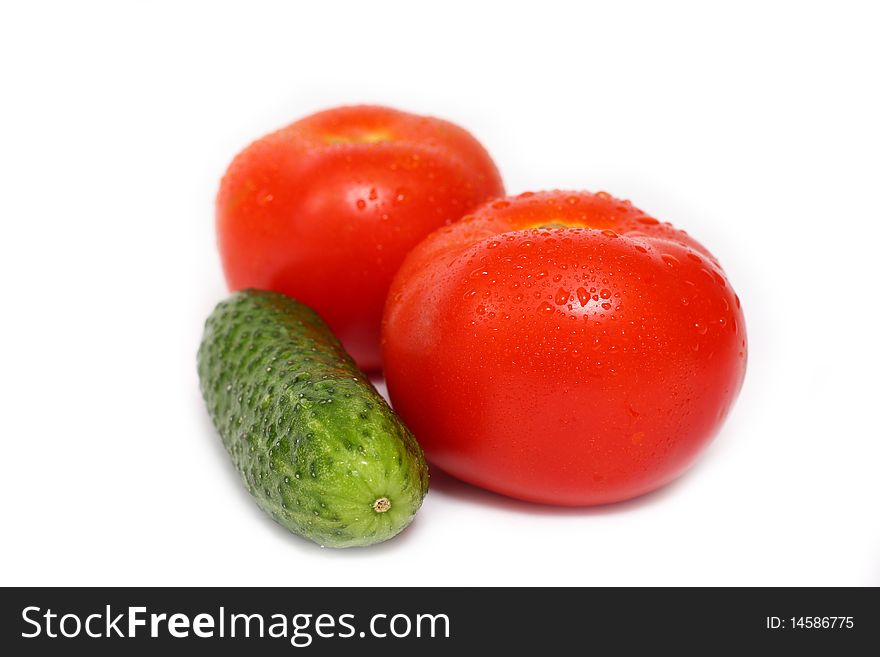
[217,105,504,370]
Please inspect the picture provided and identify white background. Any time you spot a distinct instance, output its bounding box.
[2,1,878,586]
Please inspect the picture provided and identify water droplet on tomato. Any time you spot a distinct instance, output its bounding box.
[576,288,589,306]
[694,322,708,335]
[599,288,611,299]
[662,254,680,267]
[356,199,366,210]
[554,288,569,305]
[637,216,659,225]
[538,302,554,315]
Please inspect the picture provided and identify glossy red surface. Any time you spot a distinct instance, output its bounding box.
[383,190,747,505]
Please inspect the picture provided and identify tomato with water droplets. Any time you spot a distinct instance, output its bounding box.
[382,190,747,506]
[217,105,504,370]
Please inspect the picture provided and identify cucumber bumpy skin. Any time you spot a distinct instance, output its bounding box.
[197,290,429,548]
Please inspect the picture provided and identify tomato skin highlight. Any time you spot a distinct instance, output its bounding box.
[217,105,504,370]
[382,191,747,506]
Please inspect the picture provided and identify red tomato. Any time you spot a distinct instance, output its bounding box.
[382,191,747,506]
[217,105,504,370]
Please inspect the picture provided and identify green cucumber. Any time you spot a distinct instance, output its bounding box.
[197,290,428,548]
